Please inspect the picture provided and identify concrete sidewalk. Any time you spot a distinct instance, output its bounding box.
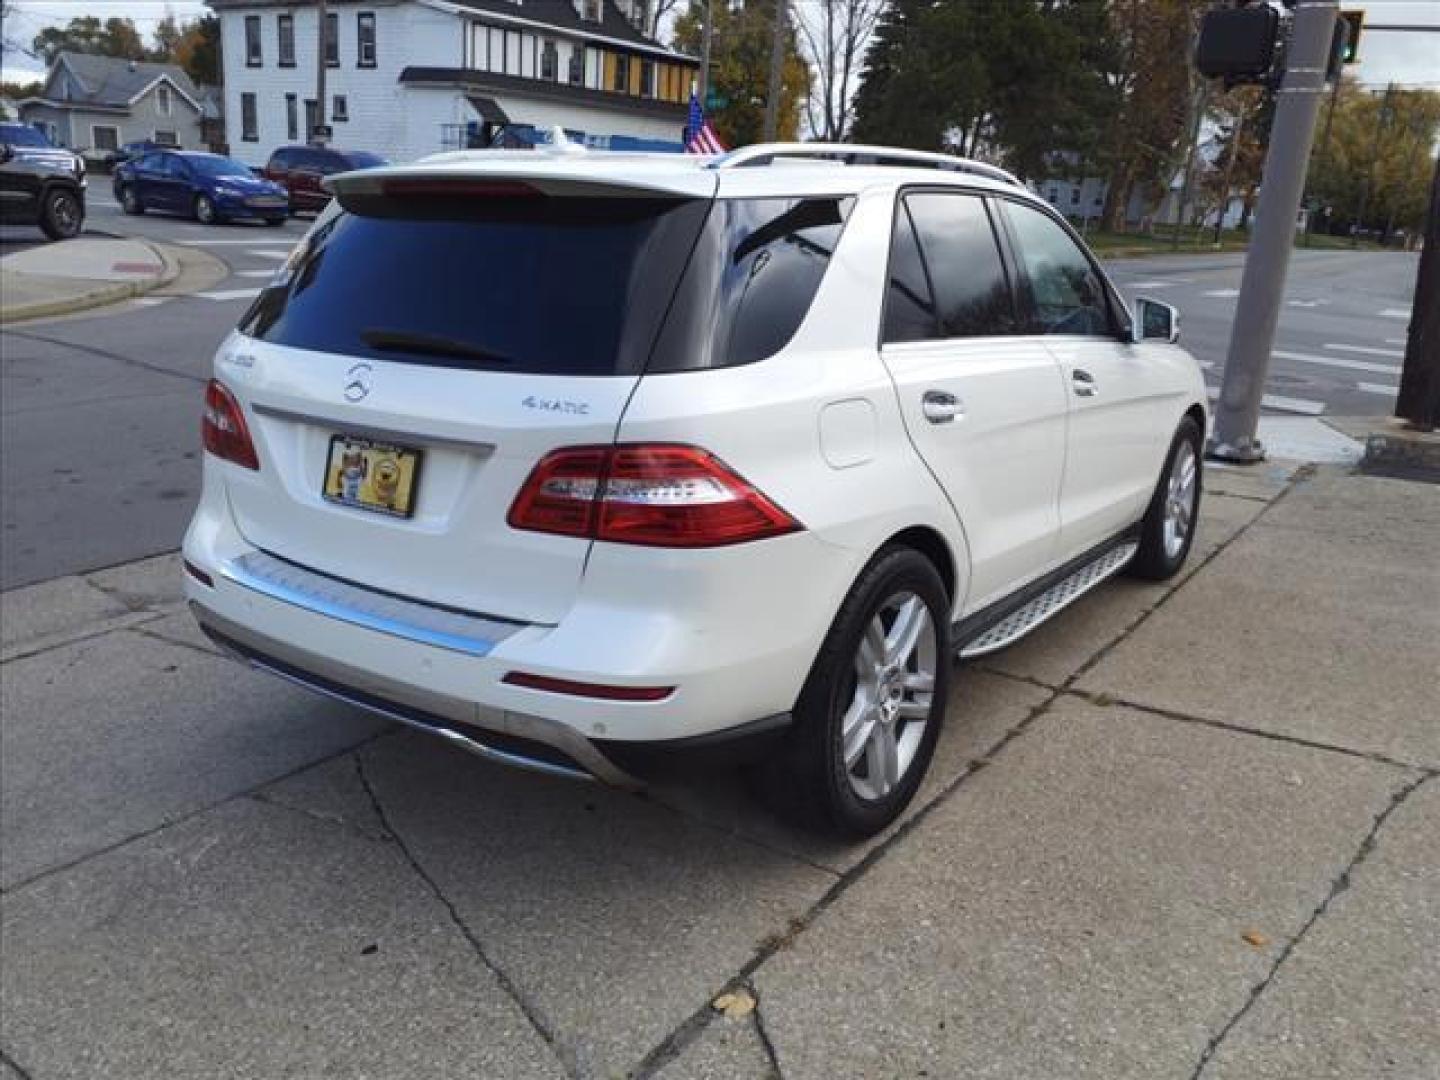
[1,461,1436,1079]
[0,237,179,323]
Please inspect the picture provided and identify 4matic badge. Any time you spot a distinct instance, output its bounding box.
[522,395,589,416]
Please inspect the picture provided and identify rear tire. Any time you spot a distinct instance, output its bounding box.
[119,185,143,215]
[755,546,951,838]
[194,194,217,225]
[39,188,83,240]
[1129,415,1203,581]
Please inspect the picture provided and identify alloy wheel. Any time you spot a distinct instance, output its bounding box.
[1163,440,1198,560]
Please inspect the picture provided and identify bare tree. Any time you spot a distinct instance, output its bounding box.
[794,0,886,141]
[646,0,685,40]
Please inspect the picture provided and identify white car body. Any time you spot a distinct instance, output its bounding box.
[183,144,1206,796]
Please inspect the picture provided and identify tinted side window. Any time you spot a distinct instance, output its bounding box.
[135,153,162,171]
[163,156,189,178]
[270,149,293,170]
[905,193,1015,338]
[650,197,853,371]
[1003,201,1112,336]
[882,201,937,344]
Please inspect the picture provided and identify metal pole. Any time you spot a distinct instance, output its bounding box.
[1207,0,1339,463]
[1352,81,1394,247]
[763,0,786,141]
[1172,81,1209,249]
[314,0,328,144]
[1395,151,1440,430]
[1214,104,1246,246]
[698,0,713,106]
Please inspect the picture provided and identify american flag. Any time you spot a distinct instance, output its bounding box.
[684,92,727,155]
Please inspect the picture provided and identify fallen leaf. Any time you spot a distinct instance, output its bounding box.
[711,989,756,1019]
[1242,930,1268,949]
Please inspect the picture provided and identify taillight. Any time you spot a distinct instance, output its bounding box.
[202,379,260,470]
[502,671,674,701]
[508,444,801,547]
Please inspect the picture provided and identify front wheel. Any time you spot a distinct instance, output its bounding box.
[193,194,217,225]
[756,546,951,838]
[39,188,83,240]
[1129,415,1203,580]
[119,185,144,215]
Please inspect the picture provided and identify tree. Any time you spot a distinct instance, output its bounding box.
[672,0,809,145]
[32,16,148,65]
[151,14,186,62]
[173,16,222,86]
[1307,81,1440,238]
[794,0,886,141]
[1198,86,1265,230]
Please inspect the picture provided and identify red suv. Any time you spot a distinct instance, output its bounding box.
[262,146,387,214]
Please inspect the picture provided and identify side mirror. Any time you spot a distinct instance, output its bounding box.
[1132,297,1180,344]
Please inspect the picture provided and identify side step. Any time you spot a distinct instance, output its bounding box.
[958,542,1138,658]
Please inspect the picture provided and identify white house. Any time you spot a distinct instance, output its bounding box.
[17,53,206,160]
[211,0,699,165]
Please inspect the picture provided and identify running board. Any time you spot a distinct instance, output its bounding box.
[957,542,1138,658]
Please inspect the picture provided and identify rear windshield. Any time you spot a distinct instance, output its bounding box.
[239,192,850,376]
[340,151,386,169]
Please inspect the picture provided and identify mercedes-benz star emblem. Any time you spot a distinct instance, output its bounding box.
[344,363,373,402]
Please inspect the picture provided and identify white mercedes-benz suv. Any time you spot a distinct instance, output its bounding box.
[184,143,1206,837]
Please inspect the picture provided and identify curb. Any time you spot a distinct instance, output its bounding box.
[0,238,182,325]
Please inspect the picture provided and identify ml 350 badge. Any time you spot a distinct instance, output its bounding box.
[322,435,422,518]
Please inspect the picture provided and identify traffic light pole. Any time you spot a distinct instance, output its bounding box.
[1207,0,1338,463]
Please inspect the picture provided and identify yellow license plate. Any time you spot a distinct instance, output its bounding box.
[323,435,422,518]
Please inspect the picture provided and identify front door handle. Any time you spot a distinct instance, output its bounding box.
[922,390,962,423]
[1072,369,1099,397]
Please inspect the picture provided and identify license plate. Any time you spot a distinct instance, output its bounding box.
[323,435,422,518]
[249,196,285,207]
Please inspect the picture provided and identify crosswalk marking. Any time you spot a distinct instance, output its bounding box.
[177,239,294,247]
[247,250,289,259]
[1272,349,1400,376]
[1203,288,1240,298]
[1357,383,1397,398]
[237,270,277,278]
[1123,281,1174,289]
[1286,299,1329,308]
[1206,386,1325,416]
[1325,343,1403,359]
[1385,339,1405,346]
[197,288,263,301]
[1379,308,1411,320]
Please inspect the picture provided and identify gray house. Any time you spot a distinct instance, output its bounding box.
[18,53,206,161]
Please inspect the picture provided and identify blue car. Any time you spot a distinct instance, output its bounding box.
[113,150,289,226]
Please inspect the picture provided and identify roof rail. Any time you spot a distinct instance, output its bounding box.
[712,143,1020,187]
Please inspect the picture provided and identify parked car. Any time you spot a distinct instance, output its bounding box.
[182,144,1206,838]
[262,145,388,213]
[104,139,166,170]
[0,123,86,240]
[113,150,288,225]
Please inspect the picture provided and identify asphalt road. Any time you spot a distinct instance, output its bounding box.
[0,195,1422,590]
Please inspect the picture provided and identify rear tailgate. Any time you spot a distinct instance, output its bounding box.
[221,158,716,625]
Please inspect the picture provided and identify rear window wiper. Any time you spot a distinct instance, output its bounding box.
[361,329,512,366]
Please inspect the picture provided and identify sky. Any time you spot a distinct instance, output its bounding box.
[2,0,1437,88]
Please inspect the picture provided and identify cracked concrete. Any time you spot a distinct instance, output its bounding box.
[2,462,1436,1078]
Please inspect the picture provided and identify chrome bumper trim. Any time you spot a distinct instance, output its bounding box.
[219,550,521,658]
[191,603,642,789]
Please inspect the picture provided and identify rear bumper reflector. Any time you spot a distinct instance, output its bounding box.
[502,671,674,702]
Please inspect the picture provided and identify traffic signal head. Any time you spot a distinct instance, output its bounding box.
[1340,10,1363,64]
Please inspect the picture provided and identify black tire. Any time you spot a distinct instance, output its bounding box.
[263,217,286,227]
[38,187,83,241]
[1129,415,1203,581]
[119,185,143,215]
[194,194,217,225]
[755,545,952,838]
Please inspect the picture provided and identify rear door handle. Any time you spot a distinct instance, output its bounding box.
[1072,369,1099,397]
[922,390,962,423]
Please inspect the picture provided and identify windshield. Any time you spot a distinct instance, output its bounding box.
[239,195,711,376]
[341,151,387,169]
[1,124,52,148]
[187,155,253,179]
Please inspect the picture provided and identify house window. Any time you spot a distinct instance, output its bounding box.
[640,58,654,98]
[541,40,558,80]
[157,83,173,116]
[357,13,377,67]
[333,94,348,121]
[1070,188,1080,205]
[154,129,177,146]
[582,0,602,22]
[286,93,298,140]
[325,12,340,66]
[241,92,258,140]
[305,99,319,140]
[612,54,630,93]
[91,125,119,152]
[568,48,584,84]
[278,14,296,67]
[245,15,262,66]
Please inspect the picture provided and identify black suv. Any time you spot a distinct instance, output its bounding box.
[0,123,86,240]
